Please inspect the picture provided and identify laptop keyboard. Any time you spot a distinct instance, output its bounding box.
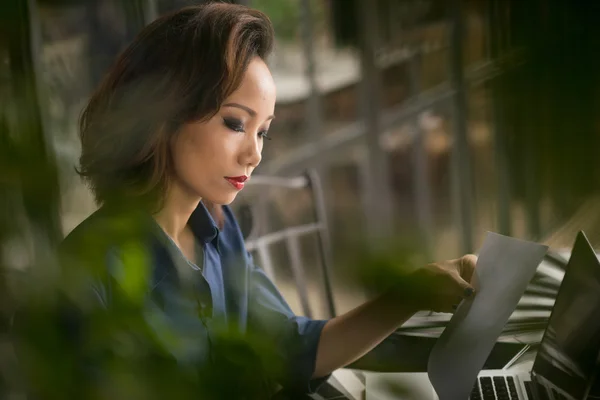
[470,376,520,400]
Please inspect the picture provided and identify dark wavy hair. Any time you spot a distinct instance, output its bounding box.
[77,3,274,216]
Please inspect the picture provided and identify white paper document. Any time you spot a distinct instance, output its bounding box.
[427,232,548,399]
[328,369,365,400]
[366,372,437,400]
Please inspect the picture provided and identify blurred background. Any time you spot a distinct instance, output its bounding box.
[2,0,600,396]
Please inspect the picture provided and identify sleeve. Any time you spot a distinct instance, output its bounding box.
[247,259,331,394]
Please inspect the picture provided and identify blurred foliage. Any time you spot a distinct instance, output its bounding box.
[3,0,600,398]
[347,236,430,294]
[8,210,285,399]
[1,4,284,398]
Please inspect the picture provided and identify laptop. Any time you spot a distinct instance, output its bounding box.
[367,231,600,400]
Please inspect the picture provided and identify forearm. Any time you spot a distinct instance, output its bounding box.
[312,290,419,378]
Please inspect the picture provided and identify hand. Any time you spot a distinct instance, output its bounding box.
[400,254,477,313]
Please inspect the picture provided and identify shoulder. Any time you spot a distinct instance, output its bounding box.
[59,207,162,305]
[60,206,155,262]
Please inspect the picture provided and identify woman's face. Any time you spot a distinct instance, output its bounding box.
[171,57,276,205]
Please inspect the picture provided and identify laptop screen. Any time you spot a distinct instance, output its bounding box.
[531,232,600,398]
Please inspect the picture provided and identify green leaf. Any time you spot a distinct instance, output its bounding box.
[115,242,149,302]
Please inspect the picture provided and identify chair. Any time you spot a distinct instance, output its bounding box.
[231,169,336,319]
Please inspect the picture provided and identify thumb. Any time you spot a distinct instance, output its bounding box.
[453,274,475,298]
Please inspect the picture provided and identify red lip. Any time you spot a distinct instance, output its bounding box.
[225,176,248,190]
[225,175,248,182]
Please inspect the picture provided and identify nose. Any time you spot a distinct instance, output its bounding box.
[239,132,262,169]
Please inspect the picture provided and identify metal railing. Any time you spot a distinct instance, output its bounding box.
[242,170,337,319]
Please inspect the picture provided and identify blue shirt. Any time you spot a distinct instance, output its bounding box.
[58,202,328,394]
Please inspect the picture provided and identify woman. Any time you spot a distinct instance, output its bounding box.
[46,3,476,398]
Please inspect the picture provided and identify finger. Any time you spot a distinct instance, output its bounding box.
[460,254,477,284]
[448,294,463,311]
[442,301,460,314]
[434,293,464,313]
[452,274,475,298]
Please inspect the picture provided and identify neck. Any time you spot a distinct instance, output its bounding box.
[153,183,200,242]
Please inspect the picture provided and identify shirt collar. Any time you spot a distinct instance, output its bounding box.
[189,202,219,244]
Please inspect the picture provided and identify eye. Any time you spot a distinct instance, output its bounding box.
[223,117,244,132]
[259,130,271,141]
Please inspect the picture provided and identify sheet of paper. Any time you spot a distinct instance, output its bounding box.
[427,232,548,400]
[365,372,436,400]
[329,369,365,400]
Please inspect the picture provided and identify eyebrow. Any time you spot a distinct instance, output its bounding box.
[222,103,275,120]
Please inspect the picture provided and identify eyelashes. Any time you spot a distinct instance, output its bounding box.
[223,117,244,132]
[259,131,271,140]
[223,117,271,140]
